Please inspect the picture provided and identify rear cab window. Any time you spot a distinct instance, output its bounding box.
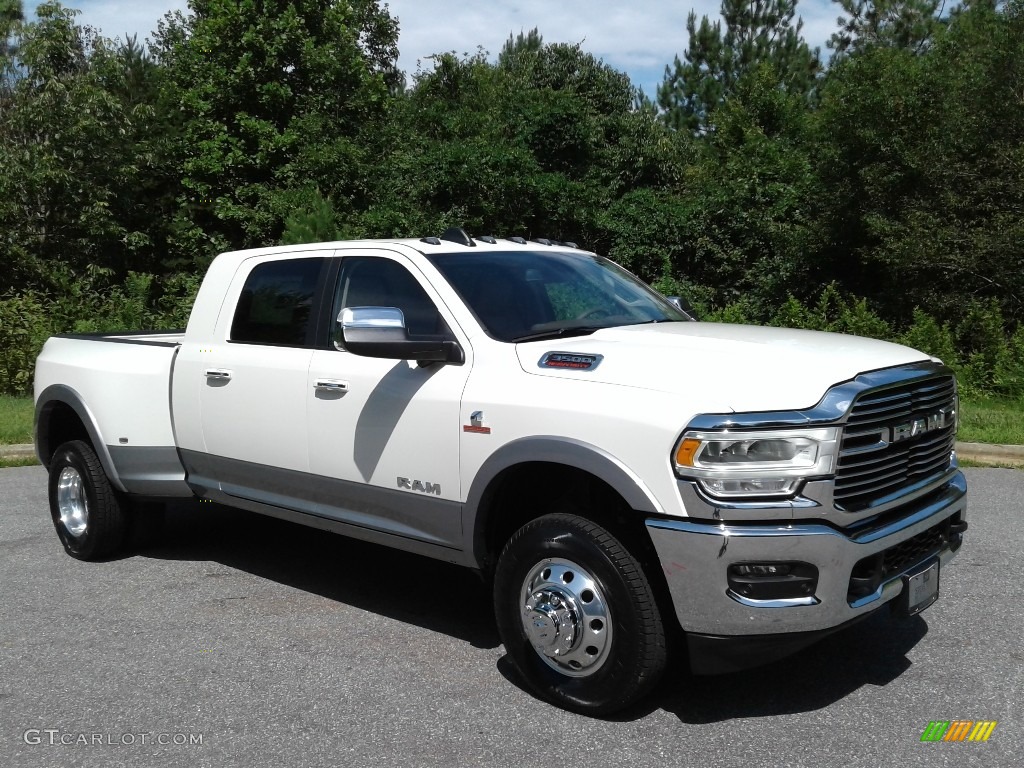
[230,258,326,346]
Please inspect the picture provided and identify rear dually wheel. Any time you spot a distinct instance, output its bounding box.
[48,440,128,560]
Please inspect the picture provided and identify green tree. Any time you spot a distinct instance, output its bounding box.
[828,0,954,60]
[670,64,825,313]
[0,0,23,61]
[657,0,821,132]
[153,0,400,259]
[814,0,1024,325]
[360,36,678,252]
[498,27,544,62]
[0,2,163,287]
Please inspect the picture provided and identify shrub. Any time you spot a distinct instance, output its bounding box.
[900,309,959,368]
[0,270,203,396]
[0,291,55,396]
[994,325,1024,399]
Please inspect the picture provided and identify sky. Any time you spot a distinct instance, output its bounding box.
[59,0,842,97]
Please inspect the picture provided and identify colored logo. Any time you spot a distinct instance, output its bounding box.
[920,721,997,742]
[538,352,603,371]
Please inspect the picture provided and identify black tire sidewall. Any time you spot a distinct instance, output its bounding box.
[48,441,121,560]
[494,515,664,715]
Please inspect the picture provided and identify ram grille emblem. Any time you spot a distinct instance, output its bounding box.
[890,406,955,444]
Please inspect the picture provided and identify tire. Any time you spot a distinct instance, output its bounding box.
[494,513,667,715]
[48,440,128,560]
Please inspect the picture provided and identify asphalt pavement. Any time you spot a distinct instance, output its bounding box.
[1,465,1021,768]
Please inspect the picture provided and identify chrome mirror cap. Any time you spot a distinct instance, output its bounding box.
[340,307,408,343]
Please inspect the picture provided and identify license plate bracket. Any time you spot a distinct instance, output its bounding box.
[896,558,940,617]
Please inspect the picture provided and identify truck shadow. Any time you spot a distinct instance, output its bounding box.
[656,610,928,723]
[494,599,928,722]
[145,500,928,721]
[143,500,501,650]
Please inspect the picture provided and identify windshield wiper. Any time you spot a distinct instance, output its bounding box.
[509,326,604,343]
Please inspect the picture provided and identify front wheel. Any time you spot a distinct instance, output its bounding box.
[493,513,667,715]
[48,440,128,560]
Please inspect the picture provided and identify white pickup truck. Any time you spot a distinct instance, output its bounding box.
[34,231,967,715]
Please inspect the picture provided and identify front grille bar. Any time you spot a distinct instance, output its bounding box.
[834,374,956,511]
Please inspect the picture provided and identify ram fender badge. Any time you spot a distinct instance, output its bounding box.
[397,477,441,495]
[463,410,491,434]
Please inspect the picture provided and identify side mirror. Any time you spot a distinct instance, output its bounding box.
[339,307,463,364]
[666,295,699,321]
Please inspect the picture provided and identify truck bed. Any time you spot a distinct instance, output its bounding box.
[34,331,191,497]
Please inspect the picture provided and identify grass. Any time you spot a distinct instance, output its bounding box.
[0,456,39,468]
[0,396,33,445]
[958,396,1024,445]
[957,457,1023,469]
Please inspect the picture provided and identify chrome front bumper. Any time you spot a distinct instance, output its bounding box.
[646,471,967,638]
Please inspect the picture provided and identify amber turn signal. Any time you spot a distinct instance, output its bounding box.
[675,438,702,467]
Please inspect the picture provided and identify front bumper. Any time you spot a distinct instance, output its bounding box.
[646,471,967,664]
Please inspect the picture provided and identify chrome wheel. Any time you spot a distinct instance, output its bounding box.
[56,466,89,538]
[48,440,128,560]
[520,557,612,677]
[496,514,668,714]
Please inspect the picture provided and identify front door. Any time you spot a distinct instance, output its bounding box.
[306,250,472,547]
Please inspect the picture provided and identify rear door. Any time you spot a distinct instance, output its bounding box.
[181,253,331,493]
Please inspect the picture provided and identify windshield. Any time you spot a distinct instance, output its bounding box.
[426,250,690,342]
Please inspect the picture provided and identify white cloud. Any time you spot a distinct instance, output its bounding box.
[385,0,718,95]
[52,0,840,94]
[61,1,190,44]
[384,0,839,93]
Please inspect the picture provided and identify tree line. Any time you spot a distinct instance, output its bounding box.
[1,0,1022,397]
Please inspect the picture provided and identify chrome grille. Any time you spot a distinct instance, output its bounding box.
[834,376,956,511]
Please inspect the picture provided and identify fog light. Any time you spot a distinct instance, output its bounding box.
[727,562,818,601]
[734,563,791,577]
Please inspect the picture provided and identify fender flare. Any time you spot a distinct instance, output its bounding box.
[463,436,664,568]
[35,383,127,492]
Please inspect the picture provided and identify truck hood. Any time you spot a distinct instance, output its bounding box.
[516,322,931,414]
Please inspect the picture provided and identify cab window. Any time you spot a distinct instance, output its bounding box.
[230,258,323,346]
[332,257,453,347]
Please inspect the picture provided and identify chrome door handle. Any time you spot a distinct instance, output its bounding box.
[205,369,232,380]
[314,379,349,393]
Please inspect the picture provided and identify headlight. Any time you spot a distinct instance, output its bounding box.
[673,427,840,499]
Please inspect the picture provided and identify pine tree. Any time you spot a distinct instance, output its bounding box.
[498,26,544,65]
[656,0,820,132]
[828,0,953,60]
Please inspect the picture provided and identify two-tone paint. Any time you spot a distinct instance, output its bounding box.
[34,238,967,652]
